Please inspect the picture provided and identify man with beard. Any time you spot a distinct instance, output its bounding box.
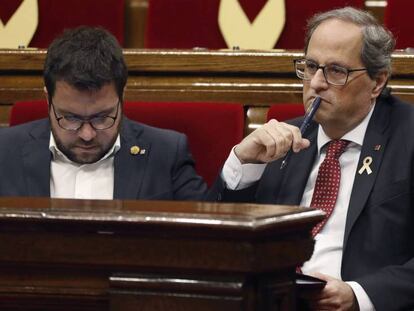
[210,6,414,311]
[0,27,207,200]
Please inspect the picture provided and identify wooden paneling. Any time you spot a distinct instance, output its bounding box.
[365,0,387,23]
[124,0,148,48]
[1,48,413,132]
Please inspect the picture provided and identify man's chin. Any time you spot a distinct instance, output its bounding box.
[66,149,106,164]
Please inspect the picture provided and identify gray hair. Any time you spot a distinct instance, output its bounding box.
[304,7,395,79]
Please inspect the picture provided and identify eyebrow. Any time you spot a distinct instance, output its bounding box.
[305,58,353,69]
[55,105,117,118]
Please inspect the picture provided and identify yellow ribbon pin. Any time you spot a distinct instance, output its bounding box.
[358,156,373,175]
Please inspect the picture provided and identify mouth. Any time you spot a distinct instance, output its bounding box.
[306,97,321,109]
[310,97,331,109]
[75,145,99,151]
[311,96,323,102]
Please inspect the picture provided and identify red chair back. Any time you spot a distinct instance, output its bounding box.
[124,102,244,186]
[0,0,124,47]
[9,100,48,126]
[145,0,364,49]
[266,103,305,122]
[9,101,244,186]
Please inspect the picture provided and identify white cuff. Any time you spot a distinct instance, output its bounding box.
[347,281,375,311]
[221,147,266,190]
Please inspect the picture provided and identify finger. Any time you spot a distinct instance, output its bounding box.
[254,122,282,161]
[235,124,278,163]
[263,120,294,158]
[283,123,310,152]
[253,126,279,162]
[270,122,294,154]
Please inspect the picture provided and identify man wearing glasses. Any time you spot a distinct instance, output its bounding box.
[0,27,207,201]
[212,7,414,311]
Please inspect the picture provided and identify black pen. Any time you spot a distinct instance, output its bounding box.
[280,96,321,170]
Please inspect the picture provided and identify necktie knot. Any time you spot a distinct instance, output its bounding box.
[325,140,349,160]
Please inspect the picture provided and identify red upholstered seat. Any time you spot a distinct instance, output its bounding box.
[0,0,124,47]
[266,103,305,122]
[9,101,244,186]
[124,102,244,186]
[145,0,364,49]
[8,100,48,126]
[384,0,413,49]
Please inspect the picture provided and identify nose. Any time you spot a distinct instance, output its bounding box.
[77,122,97,142]
[309,68,329,91]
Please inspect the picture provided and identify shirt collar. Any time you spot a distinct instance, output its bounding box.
[317,104,375,154]
[49,133,121,164]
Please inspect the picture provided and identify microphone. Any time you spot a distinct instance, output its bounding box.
[279,96,321,170]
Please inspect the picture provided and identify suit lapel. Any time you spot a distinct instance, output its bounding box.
[343,101,391,248]
[113,119,150,199]
[276,122,318,205]
[22,120,52,196]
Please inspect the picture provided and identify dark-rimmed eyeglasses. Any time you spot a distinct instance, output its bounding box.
[294,59,367,86]
[50,100,120,131]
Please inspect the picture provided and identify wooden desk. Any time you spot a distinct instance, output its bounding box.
[0,197,323,311]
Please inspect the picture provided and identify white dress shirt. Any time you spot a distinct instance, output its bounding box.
[222,106,376,311]
[49,134,121,200]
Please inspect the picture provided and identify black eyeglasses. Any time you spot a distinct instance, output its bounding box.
[294,59,367,86]
[50,100,120,131]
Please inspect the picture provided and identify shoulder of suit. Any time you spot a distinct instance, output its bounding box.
[0,118,49,141]
[384,94,414,115]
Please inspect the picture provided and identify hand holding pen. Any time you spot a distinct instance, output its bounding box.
[279,96,321,169]
[234,101,315,165]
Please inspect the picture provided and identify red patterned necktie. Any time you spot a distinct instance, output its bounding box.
[311,140,350,236]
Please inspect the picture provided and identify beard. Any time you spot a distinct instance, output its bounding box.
[51,123,120,165]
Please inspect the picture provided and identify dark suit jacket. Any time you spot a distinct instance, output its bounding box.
[0,117,207,200]
[210,94,414,311]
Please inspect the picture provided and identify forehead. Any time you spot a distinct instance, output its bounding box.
[52,81,118,114]
[307,19,364,66]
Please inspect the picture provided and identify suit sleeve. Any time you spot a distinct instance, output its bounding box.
[356,257,414,311]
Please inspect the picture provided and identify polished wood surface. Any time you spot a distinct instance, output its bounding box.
[0,197,323,310]
[124,0,148,49]
[1,48,413,133]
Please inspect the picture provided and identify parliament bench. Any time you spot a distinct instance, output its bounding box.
[1,49,414,135]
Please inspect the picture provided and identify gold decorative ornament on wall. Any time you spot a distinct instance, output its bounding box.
[0,0,39,48]
[218,0,286,50]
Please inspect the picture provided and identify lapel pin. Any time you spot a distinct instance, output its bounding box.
[130,146,140,155]
[140,149,146,155]
[374,144,381,151]
[358,156,373,175]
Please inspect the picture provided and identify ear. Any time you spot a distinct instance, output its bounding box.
[122,86,126,100]
[43,86,49,102]
[371,71,388,99]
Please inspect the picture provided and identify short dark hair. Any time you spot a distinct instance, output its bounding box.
[44,26,127,100]
[304,7,395,79]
